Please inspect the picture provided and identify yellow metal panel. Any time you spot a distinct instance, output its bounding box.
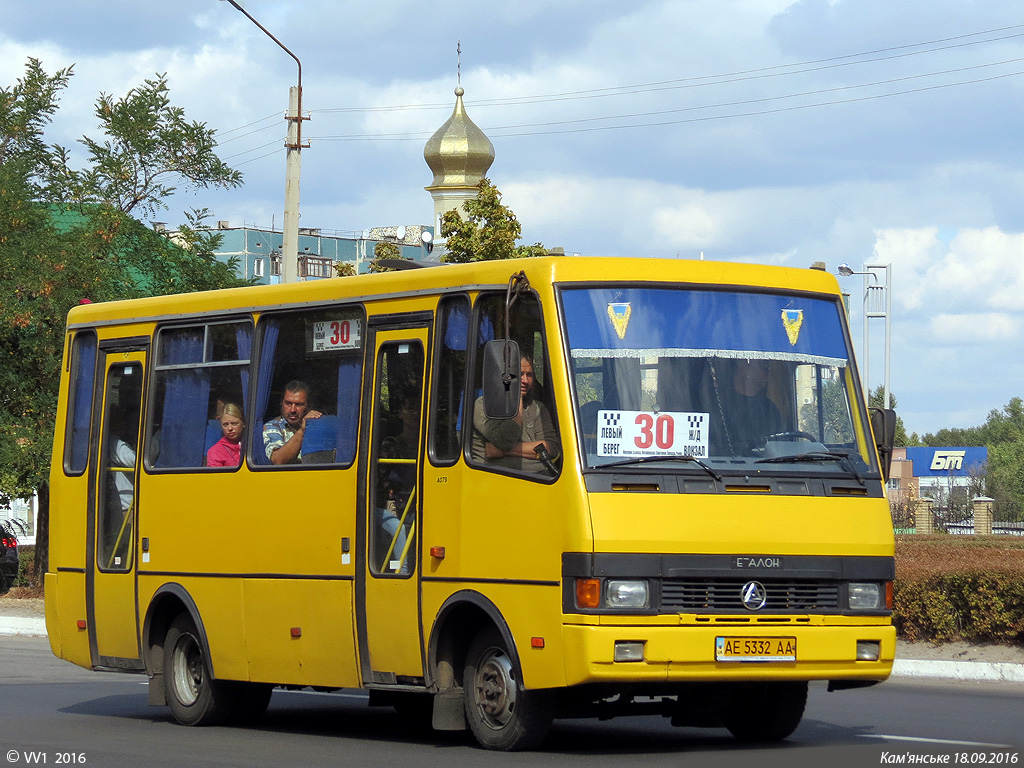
[243,579,358,687]
[136,470,357,577]
[588,493,894,557]
[53,571,91,667]
[93,571,139,659]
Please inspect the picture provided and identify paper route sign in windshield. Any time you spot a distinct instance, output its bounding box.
[598,410,710,458]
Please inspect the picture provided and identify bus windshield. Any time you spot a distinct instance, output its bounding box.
[561,286,875,477]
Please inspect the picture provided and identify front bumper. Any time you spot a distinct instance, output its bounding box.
[562,622,895,687]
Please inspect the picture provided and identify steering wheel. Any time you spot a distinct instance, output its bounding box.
[766,431,816,442]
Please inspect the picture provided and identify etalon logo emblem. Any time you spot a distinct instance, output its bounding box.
[741,581,767,611]
[607,302,632,340]
[781,309,803,346]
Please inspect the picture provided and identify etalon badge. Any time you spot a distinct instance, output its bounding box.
[781,309,803,346]
[607,302,632,340]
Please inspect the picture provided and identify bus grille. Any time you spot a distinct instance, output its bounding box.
[661,579,841,612]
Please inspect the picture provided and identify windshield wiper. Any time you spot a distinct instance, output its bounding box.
[755,451,865,486]
[597,455,723,482]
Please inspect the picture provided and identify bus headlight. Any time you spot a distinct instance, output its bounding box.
[606,580,649,609]
[848,582,881,610]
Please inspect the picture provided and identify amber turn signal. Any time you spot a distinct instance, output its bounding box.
[576,578,601,609]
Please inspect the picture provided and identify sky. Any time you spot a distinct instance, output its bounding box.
[4,0,1024,438]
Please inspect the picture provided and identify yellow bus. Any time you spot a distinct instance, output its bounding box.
[46,256,897,750]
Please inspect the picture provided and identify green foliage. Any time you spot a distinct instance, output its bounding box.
[918,397,1024,521]
[895,572,1024,644]
[369,240,403,273]
[867,385,909,447]
[440,178,546,263]
[62,73,242,217]
[0,59,246,529]
[0,58,74,201]
[894,536,1024,644]
[15,545,35,589]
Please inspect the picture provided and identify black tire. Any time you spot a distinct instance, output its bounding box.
[463,627,553,751]
[722,681,807,743]
[163,614,235,726]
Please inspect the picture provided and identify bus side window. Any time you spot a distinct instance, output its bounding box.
[63,330,97,475]
[430,295,470,464]
[250,308,364,468]
[148,322,252,470]
[467,293,560,478]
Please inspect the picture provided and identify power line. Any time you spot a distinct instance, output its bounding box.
[305,59,1024,141]
[221,138,283,161]
[487,69,1024,138]
[308,23,1024,115]
[233,147,282,166]
[218,112,280,136]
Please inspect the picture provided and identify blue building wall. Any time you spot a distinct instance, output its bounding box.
[213,226,433,284]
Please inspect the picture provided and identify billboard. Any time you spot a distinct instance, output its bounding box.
[905,447,987,477]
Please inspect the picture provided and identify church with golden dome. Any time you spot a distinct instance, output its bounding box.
[423,85,494,247]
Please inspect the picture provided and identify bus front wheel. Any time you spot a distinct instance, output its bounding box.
[163,613,234,726]
[722,681,807,742]
[463,627,552,751]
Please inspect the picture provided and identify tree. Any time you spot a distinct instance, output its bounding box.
[56,72,242,218]
[868,386,909,447]
[0,59,247,582]
[369,240,404,273]
[917,397,1024,522]
[440,178,546,263]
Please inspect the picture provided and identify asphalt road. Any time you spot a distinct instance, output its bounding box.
[2,636,1021,768]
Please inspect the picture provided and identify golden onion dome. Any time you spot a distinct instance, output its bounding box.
[424,86,495,189]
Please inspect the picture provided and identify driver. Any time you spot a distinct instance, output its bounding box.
[719,358,784,454]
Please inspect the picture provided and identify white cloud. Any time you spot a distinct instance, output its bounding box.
[929,312,1021,344]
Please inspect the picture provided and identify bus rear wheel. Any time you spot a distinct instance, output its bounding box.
[722,681,807,743]
[163,613,237,726]
[463,627,552,751]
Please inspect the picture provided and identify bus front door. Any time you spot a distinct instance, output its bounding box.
[359,327,428,682]
[88,348,146,668]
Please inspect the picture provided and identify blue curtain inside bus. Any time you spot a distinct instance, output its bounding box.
[66,333,97,473]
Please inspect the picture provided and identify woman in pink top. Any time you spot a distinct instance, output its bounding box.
[206,403,244,467]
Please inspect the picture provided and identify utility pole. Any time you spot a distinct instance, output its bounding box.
[838,262,892,408]
[220,0,305,283]
[282,83,304,283]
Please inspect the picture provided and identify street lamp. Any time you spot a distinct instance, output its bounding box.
[220,0,304,284]
[837,262,892,409]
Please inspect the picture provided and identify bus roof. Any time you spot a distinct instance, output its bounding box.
[64,256,843,328]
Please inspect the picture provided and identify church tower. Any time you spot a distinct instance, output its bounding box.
[424,86,494,242]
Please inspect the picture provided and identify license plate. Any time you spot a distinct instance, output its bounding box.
[716,636,797,662]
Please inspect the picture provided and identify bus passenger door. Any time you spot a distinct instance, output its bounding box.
[359,327,428,681]
[88,348,146,668]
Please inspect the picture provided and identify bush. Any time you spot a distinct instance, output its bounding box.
[894,536,1024,645]
[15,545,35,588]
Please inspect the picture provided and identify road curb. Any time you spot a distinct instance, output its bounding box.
[0,616,47,637]
[892,658,1024,683]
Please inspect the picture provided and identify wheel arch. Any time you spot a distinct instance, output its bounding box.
[426,590,521,692]
[142,583,214,678]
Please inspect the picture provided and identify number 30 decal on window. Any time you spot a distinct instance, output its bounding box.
[311,319,362,352]
[597,410,709,458]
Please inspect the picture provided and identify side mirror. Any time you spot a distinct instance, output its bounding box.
[482,339,520,419]
[869,407,897,481]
